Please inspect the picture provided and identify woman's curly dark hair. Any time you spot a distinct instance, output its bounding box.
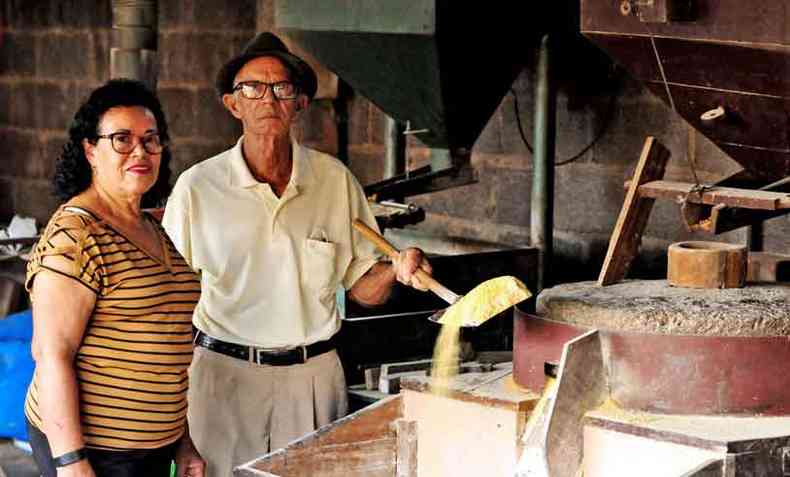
[53,78,172,208]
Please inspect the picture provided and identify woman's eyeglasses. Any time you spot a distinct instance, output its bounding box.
[96,132,165,154]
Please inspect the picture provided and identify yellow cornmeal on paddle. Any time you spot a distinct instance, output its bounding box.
[431,276,531,396]
[438,276,532,327]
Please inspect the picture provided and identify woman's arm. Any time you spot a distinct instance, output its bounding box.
[175,423,206,477]
[30,271,97,476]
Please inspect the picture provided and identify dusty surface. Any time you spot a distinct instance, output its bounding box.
[588,400,790,446]
[402,364,538,410]
[537,280,790,336]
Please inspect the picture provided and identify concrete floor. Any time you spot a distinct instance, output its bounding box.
[0,440,38,477]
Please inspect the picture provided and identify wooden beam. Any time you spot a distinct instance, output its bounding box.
[634,180,790,210]
[598,137,670,286]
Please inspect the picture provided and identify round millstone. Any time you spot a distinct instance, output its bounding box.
[537,280,790,337]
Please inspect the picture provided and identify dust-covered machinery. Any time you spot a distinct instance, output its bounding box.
[234,1,790,477]
[511,2,790,476]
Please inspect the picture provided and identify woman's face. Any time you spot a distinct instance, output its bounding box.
[83,106,162,202]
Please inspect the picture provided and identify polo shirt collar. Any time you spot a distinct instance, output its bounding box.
[228,136,315,190]
[228,137,258,189]
[290,139,315,189]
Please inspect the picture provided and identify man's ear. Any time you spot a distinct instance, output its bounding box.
[222,93,243,119]
[296,95,309,112]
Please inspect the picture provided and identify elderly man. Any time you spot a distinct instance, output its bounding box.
[163,32,431,477]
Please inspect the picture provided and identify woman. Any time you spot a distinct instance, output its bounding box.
[24,79,204,477]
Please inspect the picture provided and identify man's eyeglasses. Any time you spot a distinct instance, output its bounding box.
[96,132,165,155]
[232,81,299,100]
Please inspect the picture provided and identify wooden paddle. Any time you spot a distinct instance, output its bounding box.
[352,219,531,327]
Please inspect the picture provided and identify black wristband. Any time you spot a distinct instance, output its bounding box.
[52,448,87,468]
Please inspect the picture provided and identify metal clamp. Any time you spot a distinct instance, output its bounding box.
[701,105,726,122]
[403,120,429,136]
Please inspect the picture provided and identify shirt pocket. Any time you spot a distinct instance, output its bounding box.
[302,238,338,300]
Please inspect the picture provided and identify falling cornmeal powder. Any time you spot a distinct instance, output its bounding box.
[430,276,532,395]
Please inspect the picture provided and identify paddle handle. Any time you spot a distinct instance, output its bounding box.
[352,219,461,304]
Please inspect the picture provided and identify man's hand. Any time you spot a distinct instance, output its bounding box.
[176,435,206,477]
[393,247,432,291]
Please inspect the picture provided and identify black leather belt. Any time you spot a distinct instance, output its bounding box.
[194,330,335,366]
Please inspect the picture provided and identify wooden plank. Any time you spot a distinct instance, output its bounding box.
[400,368,538,412]
[598,137,670,286]
[546,331,607,477]
[517,330,607,477]
[395,419,417,477]
[239,395,403,476]
[256,438,397,477]
[309,395,402,445]
[581,0,790,46]
[682,175,790,234]
[635,180,790,210]
[669,86,790,152]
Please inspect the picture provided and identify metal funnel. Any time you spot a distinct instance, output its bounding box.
[275,1,560,154]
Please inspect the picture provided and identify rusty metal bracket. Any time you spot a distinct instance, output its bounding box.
[619,0,696,23]
[679,200,790,234]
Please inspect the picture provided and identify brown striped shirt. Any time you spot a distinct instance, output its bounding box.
[24,206,200,450]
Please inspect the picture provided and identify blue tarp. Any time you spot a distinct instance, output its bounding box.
[0,309,34,440]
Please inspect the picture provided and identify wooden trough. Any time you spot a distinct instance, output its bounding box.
[234,396,408,477]
[234,367,537,477]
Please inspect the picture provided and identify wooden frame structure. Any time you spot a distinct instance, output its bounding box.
[599,136,790,286]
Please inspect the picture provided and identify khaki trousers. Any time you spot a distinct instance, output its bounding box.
[188,346,348,477]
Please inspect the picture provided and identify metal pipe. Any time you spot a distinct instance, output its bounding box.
[111,0,158,87]
[530,34,556,292]
[378,200,418,213]
[384,115,406,180]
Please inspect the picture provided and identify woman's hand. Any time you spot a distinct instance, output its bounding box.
[56,459,96,477]
[175,434,206,477]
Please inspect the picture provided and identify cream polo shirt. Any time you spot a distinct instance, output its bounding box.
[162,138,381,348]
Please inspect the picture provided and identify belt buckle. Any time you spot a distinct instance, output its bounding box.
[255,346,307,365]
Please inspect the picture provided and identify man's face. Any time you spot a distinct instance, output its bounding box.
[222,56,308,138]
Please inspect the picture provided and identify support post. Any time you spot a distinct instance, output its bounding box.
[531,35,557,293]
[384,115,406,180]
[111,0,158,87]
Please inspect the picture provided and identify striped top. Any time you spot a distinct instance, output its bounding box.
[24,206,200,450]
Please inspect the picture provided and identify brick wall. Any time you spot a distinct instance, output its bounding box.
[3,2,785,281]
[0,0,251,225]
[0,1,114,223]
[156,0,253,177]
